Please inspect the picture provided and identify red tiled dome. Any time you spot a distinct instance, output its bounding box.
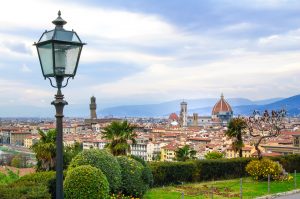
[212,94,232,115]
[169,113,179,121]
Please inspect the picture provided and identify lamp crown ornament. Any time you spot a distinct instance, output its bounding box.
[52,10,67,28]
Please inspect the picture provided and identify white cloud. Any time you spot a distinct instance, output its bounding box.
[91,51,300,100]
[21,64,31,73]
[258,28,300,50]
[222,22,257,32]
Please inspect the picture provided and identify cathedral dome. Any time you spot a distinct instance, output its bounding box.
[169,113,179,121]
[212,94,232,115]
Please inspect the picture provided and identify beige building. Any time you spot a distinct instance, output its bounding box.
[10,131,31,146]
[261,133,300,155]
[161,143,178,161]
[24,135,40,148]
[226,145,257,158]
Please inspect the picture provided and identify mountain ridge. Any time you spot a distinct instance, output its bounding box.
[99,97,285,117]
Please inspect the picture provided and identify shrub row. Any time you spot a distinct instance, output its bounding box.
[196,158,253,181]
[150,161,198,186]
[150,155,300,186]
[271,154,300,173]
[150,158,253,186]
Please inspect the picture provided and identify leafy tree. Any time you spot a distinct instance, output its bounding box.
[175,145,196,161]
[101,121,137,156]
[31,129,56,171]
[226,117,247,157]
[204,151,224,159]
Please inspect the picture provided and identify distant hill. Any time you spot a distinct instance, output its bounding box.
[99,97,285,117]
[233,95,300,116]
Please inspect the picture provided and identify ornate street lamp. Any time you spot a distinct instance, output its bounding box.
[34,11,85,199]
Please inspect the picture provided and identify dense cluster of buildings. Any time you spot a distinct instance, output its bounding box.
[1,95,300,162]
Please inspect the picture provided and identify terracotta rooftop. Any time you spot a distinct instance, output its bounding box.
[212,94,232,115]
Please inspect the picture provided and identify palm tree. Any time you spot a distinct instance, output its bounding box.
[101,120,137,156]
[175,145,197,161]
[225,118,247,157]
[31,129,56,171]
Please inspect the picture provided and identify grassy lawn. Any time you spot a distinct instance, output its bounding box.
[144,173,300,199]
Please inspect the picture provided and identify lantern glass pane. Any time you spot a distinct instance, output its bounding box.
[54,30,81,43]
[53,43,81,76]
[37,43,53,76]
[39,31,54,42]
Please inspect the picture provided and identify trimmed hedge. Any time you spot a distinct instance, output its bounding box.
[150,155,300,186]
[271,154,300,173]
[64,165,109,199]
[195,158,252,181]
[150,161,198,186]
[69,149,122,193]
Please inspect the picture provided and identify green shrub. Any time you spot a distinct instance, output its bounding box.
[117,156,148,198]
[0,180,51,199]
[271,154,300,173]
[195,158,252,181]
[11,154,22,168]
[17,171,56,198]
[204,151,224,159]
[150,161,198,186]
[69,149,121,193]
[0,168,19,185]
[130,155,154,187]
[246,158,283,180]
[18,171,55,184]
[64,165,109,199]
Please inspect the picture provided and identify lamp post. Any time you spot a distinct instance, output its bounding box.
[34,11,85,199]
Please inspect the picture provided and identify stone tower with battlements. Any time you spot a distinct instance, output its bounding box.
[90,96,97,119]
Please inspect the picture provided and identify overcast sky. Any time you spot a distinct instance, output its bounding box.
[1,0,300,111]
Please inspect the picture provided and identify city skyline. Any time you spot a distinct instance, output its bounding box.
[1,0,300,115]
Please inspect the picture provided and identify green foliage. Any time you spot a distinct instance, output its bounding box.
[18,171,55,184]
[63,142,83,169]
[150,161,198,186]
[11,154,23,168]
[31,129,56,171]
[69,149,122,193]
[226,118,247,157]
[0,181,51,199]
[175,145,196,161]
[64,165,109,199]
[0,171,53,199]
[130,155,154,187]
[204,151,224,159]
[0,168,19,185]
[150,158,252,186]
[117,156,149,198]
[196,158,252,181]
[102,121,137,156]
[17,171,56,198]
[246,158,284,180]
[271,154,300,173]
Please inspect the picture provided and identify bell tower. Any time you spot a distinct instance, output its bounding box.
[90,96,97,119]
[180,101,187,127]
